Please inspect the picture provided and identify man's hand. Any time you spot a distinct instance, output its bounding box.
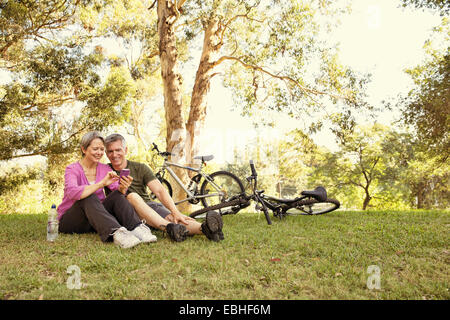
[118,175,133,195]
[166,211,195,225]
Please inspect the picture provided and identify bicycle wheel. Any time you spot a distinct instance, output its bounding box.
[287,198,340,215]
[200,171,245,208]
[149,178,173,200]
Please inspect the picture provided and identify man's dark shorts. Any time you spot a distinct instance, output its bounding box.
[146,201,171,219]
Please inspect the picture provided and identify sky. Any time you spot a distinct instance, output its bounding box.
[196,0,443,159]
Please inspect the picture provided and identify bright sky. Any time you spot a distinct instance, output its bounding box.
[198,0,443,159]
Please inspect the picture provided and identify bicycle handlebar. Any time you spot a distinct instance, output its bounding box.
[152,143,172,158]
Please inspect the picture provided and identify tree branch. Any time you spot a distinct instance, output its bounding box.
[148,0,157,10]
[176,0,187,9]
[212,55,354,103]
[220,7,265,47]
[4,126,87,161]
[146,50,160,60]
[22,96,77,112]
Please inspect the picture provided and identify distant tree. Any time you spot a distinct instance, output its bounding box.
[277,129,320,196]
[311,124,391,210]
[381,130,449,209]
[400,50,449,159]
[397,16,449,160]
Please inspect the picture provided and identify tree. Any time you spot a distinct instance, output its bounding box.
[153,0,370,156]
[0,0,83,60]
[317,124,390,210]
[0,0,135,161]
[381,130,449,209]
[277,128,320,196]
[80,0,164,157]
[152,0,368,206]
[400,48,449,159]
[396,3,449,160]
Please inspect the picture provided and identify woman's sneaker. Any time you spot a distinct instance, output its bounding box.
[201,211,224,242]
[165,223,189,242]
[112,227,141,249]
[131,222,157,243]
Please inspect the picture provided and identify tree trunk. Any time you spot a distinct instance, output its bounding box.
[362,187,371,210]
[157,0,190,211]
[416,182,426,209]
[186,16,223,169]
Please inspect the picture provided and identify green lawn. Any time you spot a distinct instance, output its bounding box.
[0,210,448,300]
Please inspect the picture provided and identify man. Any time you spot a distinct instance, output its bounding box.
[104,133,224,242]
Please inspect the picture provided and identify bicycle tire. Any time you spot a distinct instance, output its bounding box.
[149,178,173,200]
[287,198,340,215]
[200,171,245,208]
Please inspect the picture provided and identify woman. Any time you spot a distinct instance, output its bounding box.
[57,131,156,248]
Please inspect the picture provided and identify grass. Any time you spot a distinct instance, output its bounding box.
[0,210,448,300]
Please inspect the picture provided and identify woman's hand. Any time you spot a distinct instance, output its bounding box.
[118,175,133,195]
[101,171,119,187]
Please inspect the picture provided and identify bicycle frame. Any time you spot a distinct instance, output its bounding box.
[189,159,340,222]
[158,159,227,205]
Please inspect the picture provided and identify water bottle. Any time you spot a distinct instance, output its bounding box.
[47,204,58,242]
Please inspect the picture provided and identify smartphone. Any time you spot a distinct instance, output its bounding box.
[119,169,130,179]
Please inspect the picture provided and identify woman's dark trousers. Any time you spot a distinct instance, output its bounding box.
[59,190,141,242]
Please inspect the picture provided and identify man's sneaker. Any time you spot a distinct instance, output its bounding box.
[131,222,157,243]
[165,223,189,242]
[201,211,224,242]
[112,227,141,249]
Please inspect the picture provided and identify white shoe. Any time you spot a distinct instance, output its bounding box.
[131,223,157,243]
[112,227,141,249]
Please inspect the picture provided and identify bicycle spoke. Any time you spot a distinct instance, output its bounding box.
[200,171,245,208]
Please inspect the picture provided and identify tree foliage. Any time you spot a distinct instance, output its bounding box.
[401,49,449,159]
[393,14,449,160]
[0,0,135,161]
[177,0,368,121]
[401,0,450,15]
[381,130,449,209]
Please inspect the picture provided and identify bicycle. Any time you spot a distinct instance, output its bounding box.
[149,143,245,208]
[189,160,340,225]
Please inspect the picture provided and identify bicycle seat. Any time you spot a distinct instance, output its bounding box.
[301,186,327,202]
[194,155,214,162]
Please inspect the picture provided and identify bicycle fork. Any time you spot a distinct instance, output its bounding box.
[254,191,272,225]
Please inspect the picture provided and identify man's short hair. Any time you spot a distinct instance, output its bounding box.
[105,133,127,149]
